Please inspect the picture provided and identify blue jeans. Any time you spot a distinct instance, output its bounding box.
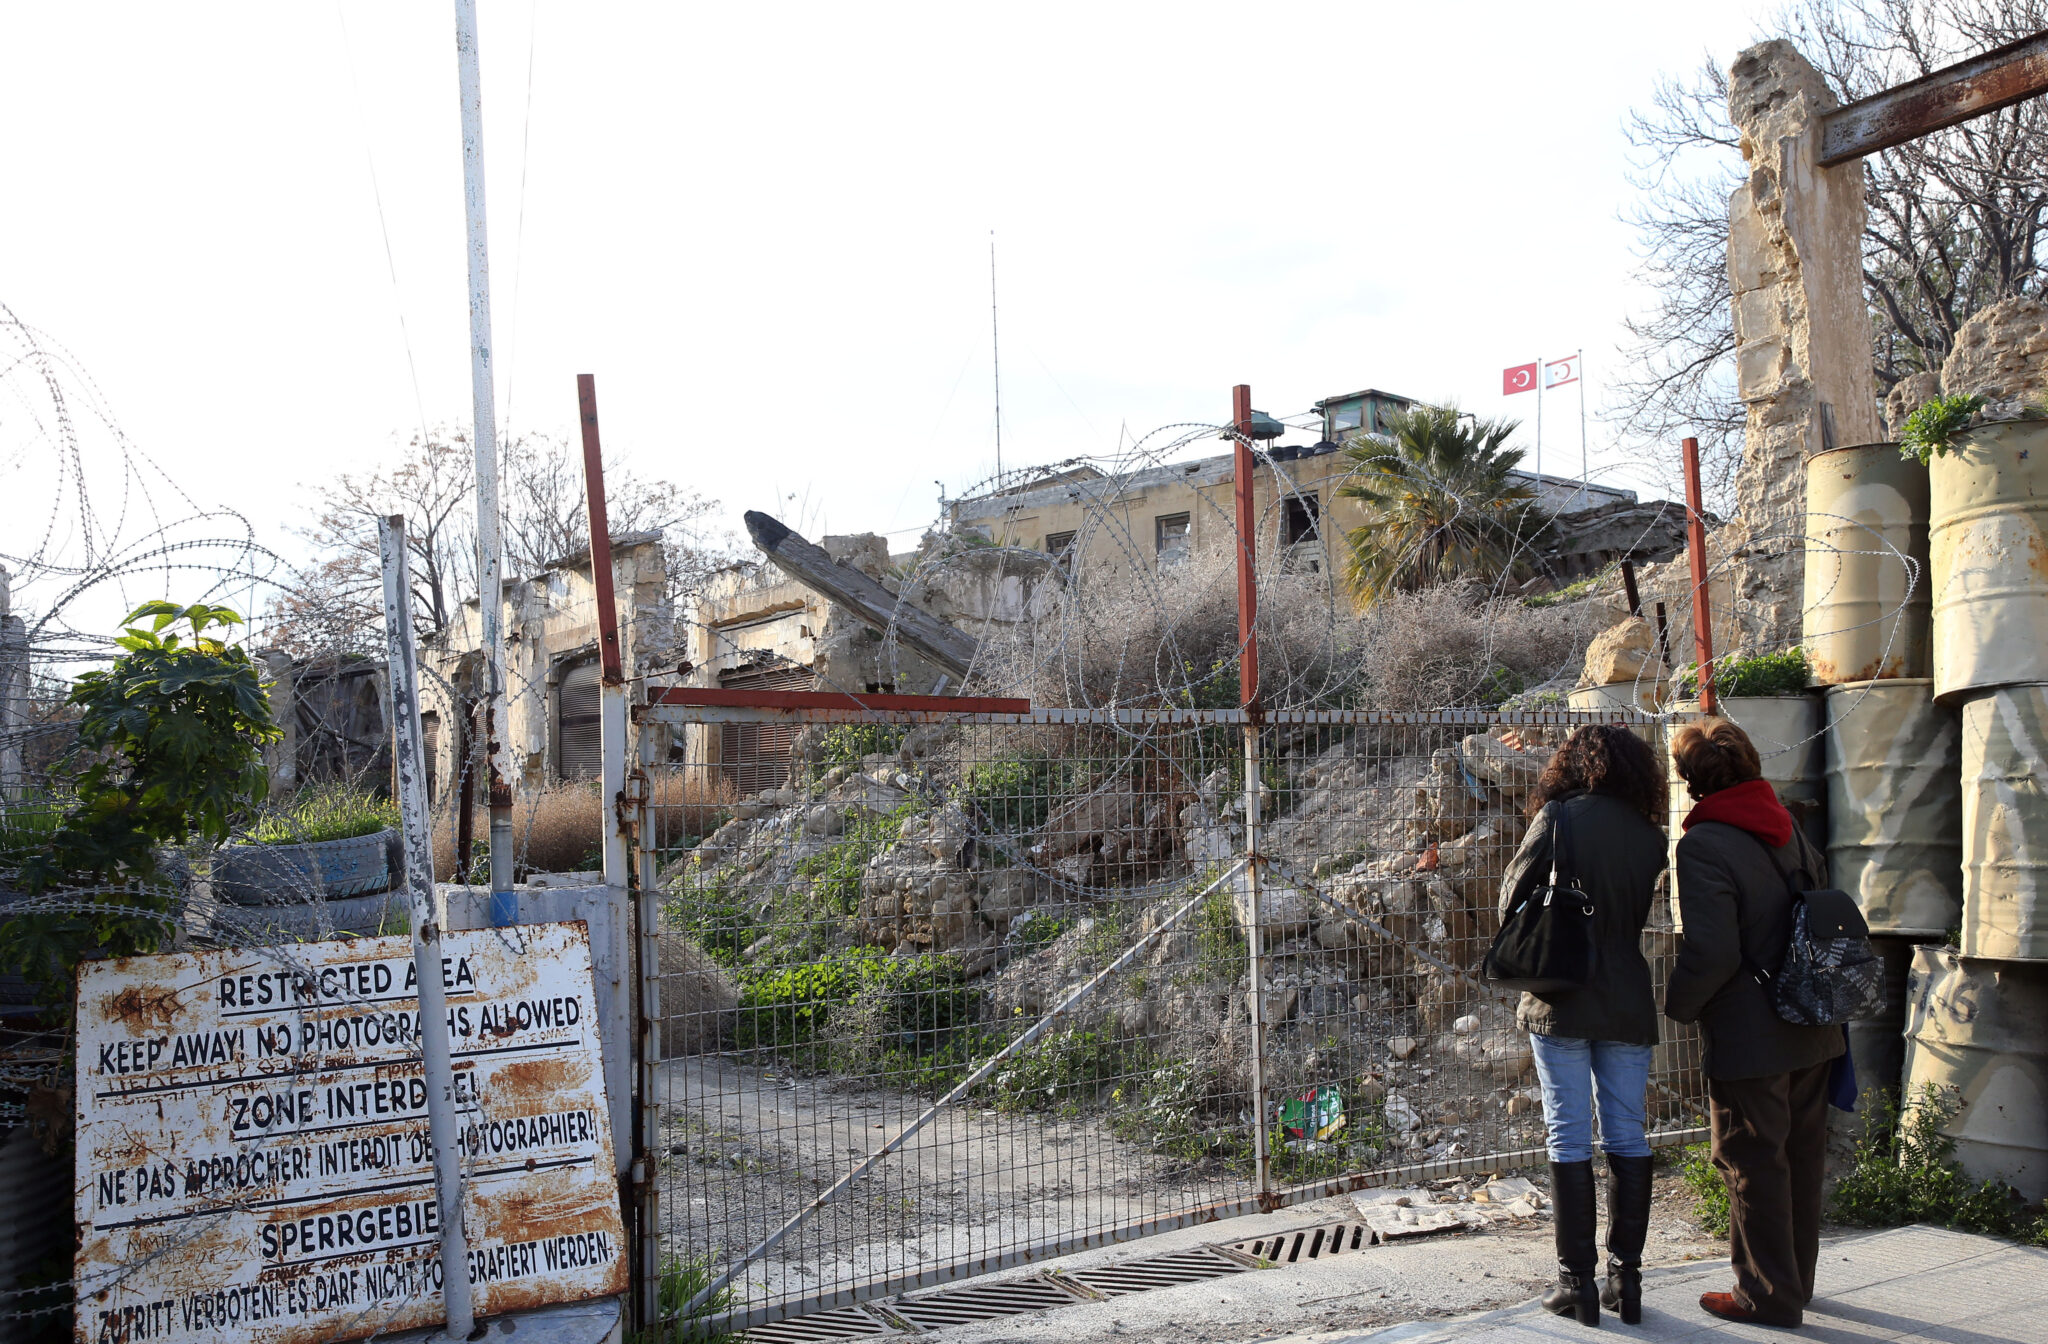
[1529,1034,1653,1163]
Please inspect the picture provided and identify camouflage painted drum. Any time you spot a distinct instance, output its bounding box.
[1667,695,1825,930]
[1929,419,2048,701]
[1823,679,1962,936]
[1840,934,1924,1114]
[1902,945,2048,1202]
[1960,685,2048,961]
[1803,444,1930,684]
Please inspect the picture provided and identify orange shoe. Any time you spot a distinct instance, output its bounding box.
[1700,1291,1801,1328]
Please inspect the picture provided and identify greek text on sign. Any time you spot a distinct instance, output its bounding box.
[74,921,626,1344]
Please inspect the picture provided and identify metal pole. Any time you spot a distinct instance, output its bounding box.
[1231,383,1271,1201]
[1682,436,1718,715]
[632,718,664,1332]
[379,516,476,1341]
[454,0,516,926]
[578,374,638,1257]
[1577,349,1589,510]
[579,374,628,880]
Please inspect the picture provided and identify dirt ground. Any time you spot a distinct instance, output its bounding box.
[654,1052,1734,1339]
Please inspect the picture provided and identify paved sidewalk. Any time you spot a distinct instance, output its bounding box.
[1299,1225,2045,1344]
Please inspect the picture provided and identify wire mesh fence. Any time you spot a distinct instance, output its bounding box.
[641,702,1705,1335]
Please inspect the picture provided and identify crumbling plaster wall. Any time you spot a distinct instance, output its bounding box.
[423,536,670,793]
[1723,39,1883,648]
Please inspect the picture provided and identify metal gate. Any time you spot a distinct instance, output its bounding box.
[632,695,1704,1335]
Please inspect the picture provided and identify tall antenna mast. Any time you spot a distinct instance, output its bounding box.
[990,231,1002,481]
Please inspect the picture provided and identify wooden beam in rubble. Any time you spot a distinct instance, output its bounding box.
[743,510,981,679]
[1819,29,2048,165]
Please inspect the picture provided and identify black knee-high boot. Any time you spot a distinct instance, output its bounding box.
[1601,1154,1654,1324]
[1543,1160,1600,1326]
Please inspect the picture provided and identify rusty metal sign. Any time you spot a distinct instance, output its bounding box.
[73,921,627,1344]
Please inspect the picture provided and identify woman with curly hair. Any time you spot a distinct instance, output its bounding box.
[1497,724,1669,1326]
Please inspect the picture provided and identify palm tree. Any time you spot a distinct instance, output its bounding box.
[1336,403,1550,603]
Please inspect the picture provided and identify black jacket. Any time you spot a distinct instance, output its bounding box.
[1664,821,1846,1080]
[1497,791,1667,1046]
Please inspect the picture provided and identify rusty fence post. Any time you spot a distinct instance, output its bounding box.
[1682,437,1718,715]
[579,373,646,1325]
[1232,383,1272,1201]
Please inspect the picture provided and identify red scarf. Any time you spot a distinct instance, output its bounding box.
[1682,777,1793,847]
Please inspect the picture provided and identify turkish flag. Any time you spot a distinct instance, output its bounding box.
[1503,362,1538,395]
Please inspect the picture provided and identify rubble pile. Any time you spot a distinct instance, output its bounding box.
[665,724,1573,1157]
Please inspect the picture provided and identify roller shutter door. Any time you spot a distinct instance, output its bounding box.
[557,659,603,781]
[717,665,817,796]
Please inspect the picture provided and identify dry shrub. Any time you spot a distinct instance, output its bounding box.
[647,767,734,848]
[516,784,602,872]
[973,554,1607,712]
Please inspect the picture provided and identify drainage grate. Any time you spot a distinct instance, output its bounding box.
[1060,1245,1252,1298]
[746,1305,899,1343]
[1228,1220,1372,1264]
[884,1276,1084,1330]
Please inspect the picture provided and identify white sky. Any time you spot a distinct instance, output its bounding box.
[1,0,1778,616]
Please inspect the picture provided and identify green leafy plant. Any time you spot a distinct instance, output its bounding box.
[1679,1141,1730,1237]
[810,723,906,776]
[2,602,280,1001]
[247,783,398,845]
[1898,393,1985,464]
[992,1027,1144,1115]
[794,801,916,915]
[733,947,978,1066]
[1830,1086,2048,1243]
[631,1253,732,1343]
[1677,647,1811,699]
[955,755,1066,836]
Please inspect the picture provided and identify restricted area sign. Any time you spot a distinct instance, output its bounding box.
[74,920,627,1344]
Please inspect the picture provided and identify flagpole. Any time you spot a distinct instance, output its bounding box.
[1577,348,1588,510]
[1534,353,1543,488]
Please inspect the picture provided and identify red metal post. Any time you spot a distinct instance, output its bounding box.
[1233,384,1259,710]
[1681,437,1718,715]
[579,373,625,685]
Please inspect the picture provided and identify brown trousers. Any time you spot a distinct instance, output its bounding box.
[1707,1059,1831,1325]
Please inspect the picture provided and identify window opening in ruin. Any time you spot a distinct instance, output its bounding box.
[1282,494,1320,546]
[1155,513,1191,565]
[1046,530,1076,562]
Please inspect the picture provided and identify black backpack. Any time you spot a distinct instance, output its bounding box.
[1741,832,1884,1027]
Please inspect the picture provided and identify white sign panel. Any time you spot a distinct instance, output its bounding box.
[74,921,627,1344]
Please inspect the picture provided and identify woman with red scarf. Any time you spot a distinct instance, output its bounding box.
[1665,717,1844,1329]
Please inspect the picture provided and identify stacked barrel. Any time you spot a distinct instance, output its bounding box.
[1802,443,1954,1126]
[1805,423,2048,1199]
[1917,416,2048,1200]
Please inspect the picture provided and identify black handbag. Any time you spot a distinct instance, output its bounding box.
[1484,801,1598,994]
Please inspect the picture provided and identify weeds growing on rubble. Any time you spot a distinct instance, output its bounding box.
[633,1252,733,1343]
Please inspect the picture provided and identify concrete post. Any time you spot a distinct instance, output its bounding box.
[0,565,25,798]
[1725,39,1883,648]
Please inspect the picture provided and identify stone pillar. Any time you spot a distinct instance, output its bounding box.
[0,565,26,798]
[1725,39,1883,648]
